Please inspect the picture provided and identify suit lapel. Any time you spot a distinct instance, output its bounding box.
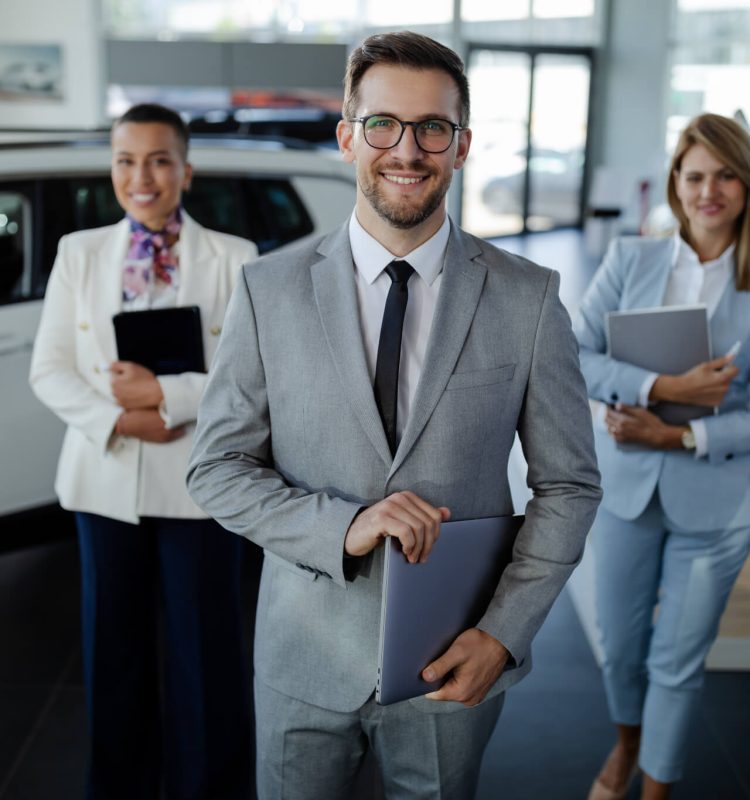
[311,225,393,468]
[175,212,219,313]
[90,218,130,363]
[390,224,486,477]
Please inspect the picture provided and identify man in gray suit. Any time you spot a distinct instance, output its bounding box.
[187,31,601,800]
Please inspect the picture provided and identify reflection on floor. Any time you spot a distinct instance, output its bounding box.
[2,230,748,799]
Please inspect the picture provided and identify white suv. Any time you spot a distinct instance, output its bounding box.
[0,136,355,519]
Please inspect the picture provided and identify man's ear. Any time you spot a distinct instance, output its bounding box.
[337,119,356,163]
[453,128,472,171]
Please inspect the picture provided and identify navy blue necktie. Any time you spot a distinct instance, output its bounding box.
[374,260,415,456]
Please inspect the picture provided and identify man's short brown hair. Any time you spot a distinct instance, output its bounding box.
[343,31,470,127]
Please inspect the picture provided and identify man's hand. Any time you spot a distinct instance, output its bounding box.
[110,361,164,410]
[605,404,685,449]
[115,409,185,443]
[650,354,739,407]
[344,491,450,563]
[422,628,509,706]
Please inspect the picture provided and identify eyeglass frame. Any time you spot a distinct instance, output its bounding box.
[347,115,466,154]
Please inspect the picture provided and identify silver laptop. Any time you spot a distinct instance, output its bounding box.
[376,514,523,706]
[606,304,713,425]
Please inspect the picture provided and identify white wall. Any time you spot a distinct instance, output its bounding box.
[0,0,104,129]
[588,0,674,226]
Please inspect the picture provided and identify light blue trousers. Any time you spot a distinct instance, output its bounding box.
[592,495,750,783]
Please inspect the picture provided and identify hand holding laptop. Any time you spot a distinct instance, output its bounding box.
[649,349,739,408]
[423,627,510,706]
[344,491,451,564]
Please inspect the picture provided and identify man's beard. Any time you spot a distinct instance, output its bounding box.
[359,161,452,229]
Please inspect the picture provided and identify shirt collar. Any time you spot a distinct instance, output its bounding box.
[672,232,736,272]
[348,212,450,287]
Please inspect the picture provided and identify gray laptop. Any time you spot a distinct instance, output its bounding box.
[606,304,713,425]
[376,515,523,706]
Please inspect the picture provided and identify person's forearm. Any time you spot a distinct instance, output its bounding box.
[657,424,689,450]
[649,374,679,403]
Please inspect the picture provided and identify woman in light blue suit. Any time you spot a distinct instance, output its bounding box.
[575,114,750,800]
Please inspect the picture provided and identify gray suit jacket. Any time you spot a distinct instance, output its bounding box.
[187,219,602,714]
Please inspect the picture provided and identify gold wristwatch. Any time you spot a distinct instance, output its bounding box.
[681,428,696,450]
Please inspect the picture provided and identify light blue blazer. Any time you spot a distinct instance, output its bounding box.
[574,236,750,532]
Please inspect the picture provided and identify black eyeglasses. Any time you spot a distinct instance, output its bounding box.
[348,115,465,154]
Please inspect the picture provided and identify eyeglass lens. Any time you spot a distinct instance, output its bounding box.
[363,116,455,152]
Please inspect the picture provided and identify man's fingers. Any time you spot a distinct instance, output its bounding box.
[374,502,429,563]
[386,492,444,562]
[422,643,461,684]
[344,492,448,560]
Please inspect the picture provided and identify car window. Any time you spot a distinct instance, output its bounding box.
[0,191,31,306]
[0,173,315,304]
[186,176,313,252]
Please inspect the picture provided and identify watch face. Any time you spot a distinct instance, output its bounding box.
[681,430,696,450]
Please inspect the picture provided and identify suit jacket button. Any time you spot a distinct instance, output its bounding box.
[78,321,89,331]
[610,392,618,402]
[725,453,734,460]
[210,326,222,336]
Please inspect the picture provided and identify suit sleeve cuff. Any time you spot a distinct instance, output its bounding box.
[638,373,659,407]
[689,418,709,458]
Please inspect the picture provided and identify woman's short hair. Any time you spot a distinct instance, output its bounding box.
[112,103,190,158]
[343,31,470,127]
[667,113,750,291]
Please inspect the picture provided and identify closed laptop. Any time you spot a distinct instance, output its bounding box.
[376,515,523,706]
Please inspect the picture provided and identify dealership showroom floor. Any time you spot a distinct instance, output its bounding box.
[1,232,749,800]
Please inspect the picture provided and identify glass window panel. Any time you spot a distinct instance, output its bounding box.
[667,61,750,152]
[462,51,531,237]
[365,0,451,26]
[462,0,530,22]
[532,0,594,17]
[0,193,29,304]
[527,55,589,231]
[678,0,750,10]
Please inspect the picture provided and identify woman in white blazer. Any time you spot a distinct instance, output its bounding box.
[29,104,257,800]
[575,114,750,800]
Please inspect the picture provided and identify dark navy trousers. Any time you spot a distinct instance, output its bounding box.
[76,512,252,800]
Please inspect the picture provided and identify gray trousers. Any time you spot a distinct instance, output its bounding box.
[255,678,503,800]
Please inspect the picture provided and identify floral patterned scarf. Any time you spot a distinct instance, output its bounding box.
[122,207,182,302]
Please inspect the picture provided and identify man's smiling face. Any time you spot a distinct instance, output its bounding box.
[337,64,471,235]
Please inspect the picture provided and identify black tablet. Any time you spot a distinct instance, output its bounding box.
[112,305,205,375]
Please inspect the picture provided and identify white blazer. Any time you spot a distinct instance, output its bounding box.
[30,212,257,524]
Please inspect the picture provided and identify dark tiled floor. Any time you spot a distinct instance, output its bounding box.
[1,531,748,800]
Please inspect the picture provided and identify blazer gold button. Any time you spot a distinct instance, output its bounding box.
[210,326,222,336]
[78,321,89,331]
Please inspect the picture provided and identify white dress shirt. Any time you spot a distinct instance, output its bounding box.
[638,234,734,456]
[348,213,449,442]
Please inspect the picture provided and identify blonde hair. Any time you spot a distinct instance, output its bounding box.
[667,113,750,291]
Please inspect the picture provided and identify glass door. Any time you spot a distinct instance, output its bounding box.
[462,50,532,237]
[462,46,592,237]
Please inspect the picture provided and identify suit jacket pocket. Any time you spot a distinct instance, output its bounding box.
[445,363,515,391]
[264,549,318,581]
